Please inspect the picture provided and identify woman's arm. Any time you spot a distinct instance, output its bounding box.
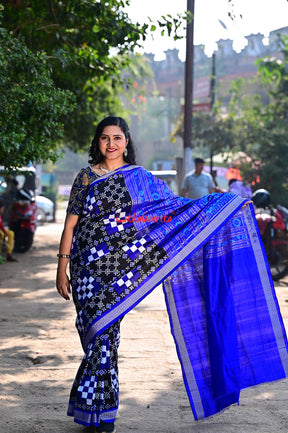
[56,213,79,300]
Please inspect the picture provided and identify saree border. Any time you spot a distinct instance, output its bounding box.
[163,277,205,420]
[243,207,288,376]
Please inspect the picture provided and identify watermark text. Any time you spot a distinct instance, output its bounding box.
[116,213,173,224]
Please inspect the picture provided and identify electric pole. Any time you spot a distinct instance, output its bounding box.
[183,0,195,176]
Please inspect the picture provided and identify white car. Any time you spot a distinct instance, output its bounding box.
[36,195,55,223]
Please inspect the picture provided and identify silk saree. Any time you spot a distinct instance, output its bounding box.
[67,165,288,425]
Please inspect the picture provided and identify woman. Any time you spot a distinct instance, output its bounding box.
[57,116,135,433]
[57,117,288,432]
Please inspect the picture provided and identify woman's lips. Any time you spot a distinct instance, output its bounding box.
[107,148,116,152]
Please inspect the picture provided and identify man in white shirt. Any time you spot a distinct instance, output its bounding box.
[181,157,215,199]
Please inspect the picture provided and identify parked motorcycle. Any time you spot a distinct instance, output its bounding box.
[9,189,37,253]
[252,189,288,281]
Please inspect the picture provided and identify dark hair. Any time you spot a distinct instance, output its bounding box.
[88,116,137,165]
[0,199,4,208]
[194,157,205,164]
[228,178,238,186]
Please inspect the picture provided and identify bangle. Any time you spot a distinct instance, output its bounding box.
[57,253,71,259]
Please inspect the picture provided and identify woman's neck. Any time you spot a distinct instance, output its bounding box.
[99,160,126,172]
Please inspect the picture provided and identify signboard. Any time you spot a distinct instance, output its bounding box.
[193,76,211,100]
[181,102,211,114]
[193,102,211,112]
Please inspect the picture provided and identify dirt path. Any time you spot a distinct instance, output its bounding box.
[1,207,288,433]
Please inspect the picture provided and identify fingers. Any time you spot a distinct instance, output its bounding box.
[57,286,70,301]
[58,286,70,301]
[242,200,253,208]
[56,274,71,301]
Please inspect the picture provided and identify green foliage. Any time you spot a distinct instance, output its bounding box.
[256,36,288,99]
[227,36,288,205]
[2,0,143,150]
[2,0,186,154]
[171,111,235,159]
[193,112,235,156]
[227,78,264,154]
[148,12,187,39]
[0,25,75,170]
[171,32,288,205]
[137,95,180,141]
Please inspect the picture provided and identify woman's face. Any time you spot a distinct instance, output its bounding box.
[99,125,128,163]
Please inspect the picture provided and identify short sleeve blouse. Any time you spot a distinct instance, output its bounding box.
[66,166,100,215]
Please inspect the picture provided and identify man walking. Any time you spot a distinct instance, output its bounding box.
[181,157,215,199]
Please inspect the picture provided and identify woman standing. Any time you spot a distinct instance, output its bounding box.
[57,117,135,433]
[56,117,288,432]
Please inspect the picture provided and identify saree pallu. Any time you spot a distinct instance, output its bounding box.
[68,165,288,425]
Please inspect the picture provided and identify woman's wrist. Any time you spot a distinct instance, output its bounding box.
[57,264,68,273]
[57,253,71,259]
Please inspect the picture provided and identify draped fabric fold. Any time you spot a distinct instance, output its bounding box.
[69,165,288,423]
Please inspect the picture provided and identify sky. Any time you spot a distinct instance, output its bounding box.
[126,0,288,59]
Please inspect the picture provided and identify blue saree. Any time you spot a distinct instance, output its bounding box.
[68,165,288,425]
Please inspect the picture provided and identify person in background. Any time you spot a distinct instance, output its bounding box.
[181,157,215,199]
[0,199,18,262]
[211,168,225,193]
[228,178,252,199]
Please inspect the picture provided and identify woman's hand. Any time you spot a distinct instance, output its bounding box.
[242,200,253,208]
[56,213,79,301]
[56,267,71,300]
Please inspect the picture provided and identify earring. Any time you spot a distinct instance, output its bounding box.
[124,147,128,157]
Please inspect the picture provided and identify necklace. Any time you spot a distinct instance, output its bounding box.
[99,164,113,173]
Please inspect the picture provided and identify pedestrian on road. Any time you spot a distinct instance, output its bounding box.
[56,117,288,433]
[181,157,215,199]
[228,178,253,199]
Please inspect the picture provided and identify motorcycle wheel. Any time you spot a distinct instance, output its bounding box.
[14,229,34,253]
[269,249,288,281]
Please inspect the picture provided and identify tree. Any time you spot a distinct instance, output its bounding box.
[2,1,185,152]
[0,23,75,170]
[171,111,235,161]
[170,31,288,206]
[226,36,288,205]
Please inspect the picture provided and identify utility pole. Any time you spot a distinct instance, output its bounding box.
[210,52,216,109]
[210,51,216,174]
[183,0,195,176]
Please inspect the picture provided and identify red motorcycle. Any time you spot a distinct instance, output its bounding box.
[9,189,37,253]
[252,189,288,281]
